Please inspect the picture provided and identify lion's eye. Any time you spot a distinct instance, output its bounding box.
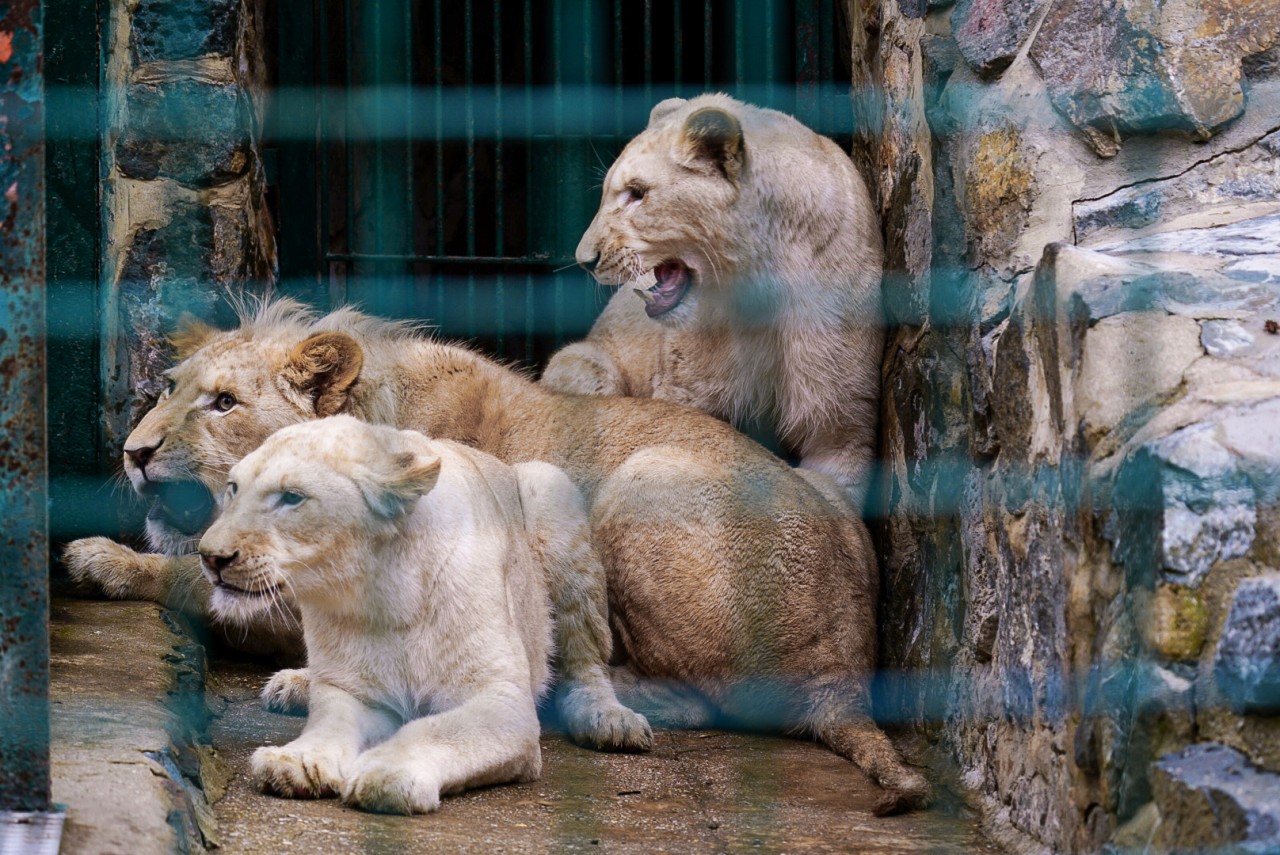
[624,183,647,203]
[214,392,237,412]
[223,482,238,503]
[163,378,176,399]
[278,491,305,508]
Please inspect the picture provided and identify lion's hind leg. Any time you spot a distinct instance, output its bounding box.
[803,679,932,815]
[514,461,653,753]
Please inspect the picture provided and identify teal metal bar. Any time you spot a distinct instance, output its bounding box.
[0,0,51,812]
[434,0,446,327]
[493,0,506,354]
[522,0,534,358]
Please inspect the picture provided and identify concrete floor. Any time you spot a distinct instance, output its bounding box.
[208,659,996,854]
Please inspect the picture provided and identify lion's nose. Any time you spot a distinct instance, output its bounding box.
[200,549,239,580]
[124,438,162,470]
[578,251,601,273]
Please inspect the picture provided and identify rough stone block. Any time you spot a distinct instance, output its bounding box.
[1074,131,1280,245]
[1150,424,1257,584]
[1029,0,1280,157]
[1152,742,1280,854]
[964,123,1035,265]
[1144,584,1208,662]
[951,0,1047,77]
[1215,574,1280,714]
[131,0,240,64]
[1075,312,1202,442]
[116,80,252,188]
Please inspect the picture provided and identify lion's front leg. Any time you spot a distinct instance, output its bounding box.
[262,667,311,715]
[252,681,396,799]
[63,537,211,615]
[796,431,876,514]
[514,462,652,753]
[342,683,541,815]
[540,341,627,397]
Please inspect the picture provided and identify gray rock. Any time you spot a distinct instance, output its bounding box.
[1098,212,1280,262]
[115,80,253,189]
[1214,574,1280,714]
[131,0,240,64]
[1152,742,1280,853]
[1029,0,1280,157]
[1074,131,1280,245]
[951,0,1047,77]
[1152,424,1256,586]
[1202,320,1255,358]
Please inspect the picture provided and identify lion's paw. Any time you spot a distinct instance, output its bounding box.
[250,744,345,799]
[560,687,654,753]
[62,537,154,600]
[541,346,624,397]
[341,756,441,815]
[262,668,310,715]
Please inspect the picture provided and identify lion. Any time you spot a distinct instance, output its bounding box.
[541,93,883,512]
[200,416,553,813]
[65,299,928,813]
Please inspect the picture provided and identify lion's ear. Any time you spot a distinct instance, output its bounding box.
[282,332,364,417]
[170,313,217,360]
[681,107,744,183]
[360,448,442,519]
[648,97,686,126]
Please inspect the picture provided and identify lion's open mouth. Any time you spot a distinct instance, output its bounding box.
[216,579,281,600]
[142,480,216,536]
[634,261,691,317]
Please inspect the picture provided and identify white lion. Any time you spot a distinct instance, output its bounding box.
[200,415,556,813]
[543,93,883,512]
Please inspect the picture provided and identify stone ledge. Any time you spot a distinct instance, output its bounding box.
[50,598,223,854]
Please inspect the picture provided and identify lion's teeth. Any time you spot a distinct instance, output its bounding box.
[633,288,657,305]
[634,269,658,289]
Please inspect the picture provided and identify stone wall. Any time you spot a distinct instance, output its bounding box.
[856,0,1280,851]
[101,0,275,452]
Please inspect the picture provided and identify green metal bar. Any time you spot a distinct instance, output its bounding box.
[493,0,506,354]
[46,0,106,540]
[275,0,323,307]
[523,0,534,358]
[0,0,50,812]
[643,0,652,105]
[552,0,564,344]
[765,0,776,106]
[614,0,623,137]
[673,0,683,96]
[434,0,446,327]
[465,0,477,339]
[735,0,744,91]
[704,0,713,87]
[342,0,355,305]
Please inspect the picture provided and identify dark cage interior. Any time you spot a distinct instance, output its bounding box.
[271,0,853,367]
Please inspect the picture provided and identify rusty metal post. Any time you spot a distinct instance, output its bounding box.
[0,0,50,813]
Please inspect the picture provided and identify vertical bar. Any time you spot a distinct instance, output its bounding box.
[465,0,477,338]
[523,0,534,359]
[704,0,712,88]
[764,0,775,107]
[0,0,51,812]
[821,0,836,133]
[493,0,506,355]
[552,0,564,344]
[434,0,446,326]
[643,0,653,105]
[673,0,683,95]
[614,0,623,137]
[275,0,323,306]
[343,0,356,304]
[734,0,744,92]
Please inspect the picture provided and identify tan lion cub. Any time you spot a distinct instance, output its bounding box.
[199,415,552,814]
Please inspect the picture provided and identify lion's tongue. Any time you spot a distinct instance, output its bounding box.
[632,262,689,317]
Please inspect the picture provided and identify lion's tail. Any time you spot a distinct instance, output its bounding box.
[804,681,933,816]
